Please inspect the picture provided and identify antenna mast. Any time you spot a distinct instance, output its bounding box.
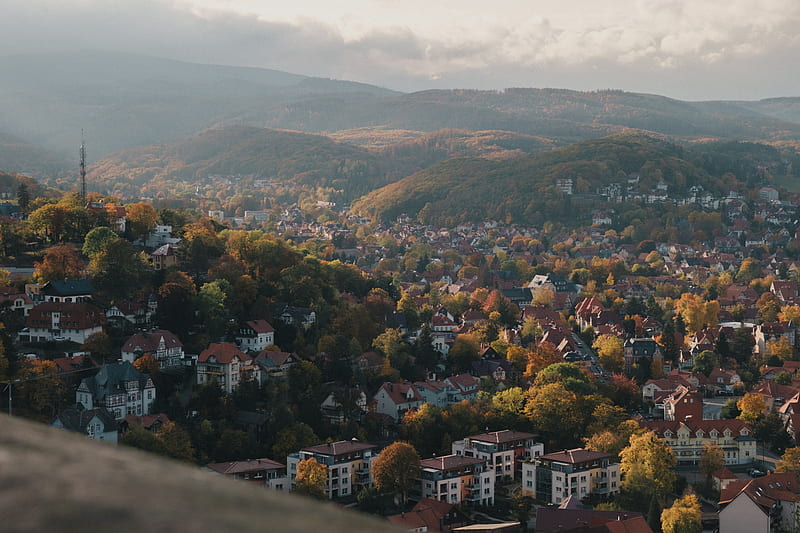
[79,130,87,203]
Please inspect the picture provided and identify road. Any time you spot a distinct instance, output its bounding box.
[703,395,738,420]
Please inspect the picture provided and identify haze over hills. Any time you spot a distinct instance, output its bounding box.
[1,52,800,166]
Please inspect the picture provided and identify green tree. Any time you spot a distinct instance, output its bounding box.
[294,457,328,499]
[534,363,596,395]
[448,334,480,373]
[82,226,118,258]
[196,280,230,340]
[693,350,718,377]
[660,493,702,533]
[524,382,585,448]
[371,442,421,505]
[89,237,150,299]
[492,387,526,415]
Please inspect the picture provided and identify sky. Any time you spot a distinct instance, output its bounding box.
[2,0,799,100]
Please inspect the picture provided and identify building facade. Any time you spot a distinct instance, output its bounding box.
[420,455,495,507]
[287,441,378,500]
[452,430,544,482]
[522,449,620,505]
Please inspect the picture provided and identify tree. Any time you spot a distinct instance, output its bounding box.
[767,337,795,361]
[34,244,84,282]
[593,334,624,374]
[448,334,480,373]
[89,237,150,299]
[271,423,319,462]
[492,387,526,415]
[524,382,585,448]
[776,447,800,475]
[371,442,421,505]
[659,319,679,363]
[16,182,30,211]
[156,422,196,463]
[294,457,328,499]
[534,363,595,395]
[675,293,719,333]
[524,341,562,379]
[156,281,196,338]
[660,493,702,533]
[82,226,118,258]
[15,359,68,419]
[693,350,718,377]
[737,393,766,424]
[196,280,230,340]
[699,442,725,482]
[619,431,677,500]
[126,202,158,241]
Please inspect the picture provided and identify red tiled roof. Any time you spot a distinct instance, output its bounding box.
[206,457,285,475]
[199,342,248,364]
[302,440,376,456]
[467,430,537,444]
[122,329,182,353]
[246,319,275,334]
[26,302,106,330]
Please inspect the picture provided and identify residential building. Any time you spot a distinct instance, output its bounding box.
[287,440,378,499]
[374,382,425,422]
[643,419,756,465]
[420,455,495,506]
[235,319,275,353]
[254,350,298,382]
[522,449,620,505]
[121,329,185,368]
[624,338,664,374]
[719,473,800,533]
[452,430,544,482]
[150,243,179,270]
[0,286,33,316]
[23,301,106,343]
[197,342,252,394]
[35,279,95,303]
[205,458,289,491]
[76,362,156,421]
[663,386,704,422]
[535,507,650,533]
[52,405,119,444]
[387,498,470,532]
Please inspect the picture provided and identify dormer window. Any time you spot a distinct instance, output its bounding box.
[696,430,704,438]
[741,428,749,436]
[724,429,732,437]
[664,431,672,438]
[710,430,718,438]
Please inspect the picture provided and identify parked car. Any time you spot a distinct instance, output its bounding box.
[749,469,765,478]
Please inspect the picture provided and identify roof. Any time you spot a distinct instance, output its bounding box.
[122,330,183,353]
[539,448,611,464]
[467,430,537,444]
[27,301,106,330]
[301,440,376,456]
[78,362,151,401]
[41,279,95,296]
[534,509,648,533]
[53,405,118,433]
[206,458,285,475]
[643,419,752,438]
[199,342,248,364]
[720,473,800,512]
[420,454,485,471]
[245,319,275,334]
[255,351,296,366]
[122,413,170,430]
[377,382,424,405]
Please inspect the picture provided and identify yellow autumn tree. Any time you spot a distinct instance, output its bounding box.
[294,457,328,499]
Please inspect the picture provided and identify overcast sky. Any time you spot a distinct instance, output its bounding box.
[2,0,799,100]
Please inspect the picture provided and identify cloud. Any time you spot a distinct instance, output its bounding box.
[0,0,798,99]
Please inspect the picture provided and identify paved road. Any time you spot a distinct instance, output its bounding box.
[702,395,739,420]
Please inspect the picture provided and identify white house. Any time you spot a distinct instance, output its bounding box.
[452,430,544,482]
[373,382,425,422]
[236,320,275,353]
[24,301,106,344]
[52,405,119,444]
[522,448,620,505]
[287,441,378,499]
[197,342,255,394]
[719,473,800,532]
[121,329,185,369]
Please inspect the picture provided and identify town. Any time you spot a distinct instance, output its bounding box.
[3,169,800,533]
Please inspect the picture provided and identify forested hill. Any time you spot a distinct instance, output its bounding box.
[350,133,794,227]
[81,126,560,201]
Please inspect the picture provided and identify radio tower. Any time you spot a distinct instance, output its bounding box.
[79,130,87,203]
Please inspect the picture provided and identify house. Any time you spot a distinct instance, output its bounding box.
[663,386,704,422]
[268,303,316,329]
[36,279,95,303]
[197,342,253,394]
[23,301,106,344]
[750,381,800,412]
[623,338,664,374]
[205,458,289,491]
[76,362,156,421]
[0,286,33,316]
[119,413,171,434]
[452,430,544,482]
[320,389,368,424]
[754,321,796,357]
[52,405,119,444]
[254,350,298,382]
[387,498,470,532]
[420,455,495,506]
[105,299,151,327]
[150,243,179,270]
[642,419,756,465]
[235,320,275,353]
[374,382,425,422]
[719,473,800,533]
[522,449,620,505]
[144,225,180,249]
[287,440,379,499]
[121,329,185,368]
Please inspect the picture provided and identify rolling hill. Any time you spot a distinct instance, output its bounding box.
[351,133,793,226]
